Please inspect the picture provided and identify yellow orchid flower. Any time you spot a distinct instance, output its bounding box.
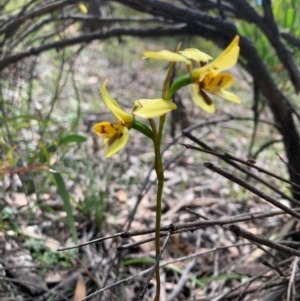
[78,2,88,14]
[143,36,241,113]
[94,80,177,157]
[143,50,192,65]
[143,48,212,66]
[133,98,177,118]
[94,80,132,158]
[179,48,212,64]
[189,36,241,113]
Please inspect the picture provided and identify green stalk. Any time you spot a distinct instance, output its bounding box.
[153,114,165,301]
[152,70,192,301]
[166,73,192,100]
[132,120,154,140]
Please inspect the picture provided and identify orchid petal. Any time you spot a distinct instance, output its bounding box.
[190,84,215,113]
[104,126,129,158]
[101,80,132,124]
[193,35,240,80]
[94,121,121,138]
[203,73,234,92]
[94,122,129,158]
[143,50,191,65]
[215,88,241,104]
[134,99,177,118]
[179,48,212,63]
[209,35,240,73]
[94,121,129,157]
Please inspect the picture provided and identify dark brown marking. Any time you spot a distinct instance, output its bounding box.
[108,132,119,146]
[101,125,107,134]
[217,78,223,87]
[200,61,207,67]
[200,89,213,105]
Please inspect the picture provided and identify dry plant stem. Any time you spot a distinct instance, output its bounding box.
[168,230,202,301]
[117,236,160,251]
[78,243,251,301]
[287,257,298,301]
[262,260,284,277]
[211,268,271,301]
[200,206,283,262]
[182,142,300,191]
[253,243,280,262]
[0,25,189,70]
[243,275,282,301]
[204,162,300,219]
[140,230,172,300]
[235,281,253,301]
[58,208,300,252]
[229,224,300,257]
[121,209,300,237]
[167,254,196,301]
[182,135,300,207]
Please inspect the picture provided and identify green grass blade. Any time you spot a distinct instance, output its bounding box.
[58,134,87,146]
[52,172,78,244]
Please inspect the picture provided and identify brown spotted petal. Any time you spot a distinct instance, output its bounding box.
[94,121,129,157]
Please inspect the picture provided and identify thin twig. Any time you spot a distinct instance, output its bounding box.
[287,257,298,301]
[229,224,300,257]
[204,162,300,220]
[79,243,251,301]
[181,140,300,207]
[262,260,284,277]
[140,229,172,299]
[167,230,202,301]
[58,208,300,251]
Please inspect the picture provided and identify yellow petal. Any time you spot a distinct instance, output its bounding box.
[94,122,121,138]
[193,35,240,79]
[101,80,132,124]
[202,73,234,92]
[215,88,241,104]
[78,3,88,14]
[104,126,129,158]
[190,84,215,113]
[211,35,240,72]
[179,48,212,63]
[133,99,177,118]
[143,50,191,65]
[94,121,129,157]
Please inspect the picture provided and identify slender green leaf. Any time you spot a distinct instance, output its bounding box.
[286,8,295,29]
[52,172,78,243]
[59,134,87,146]
[0,115,46,124]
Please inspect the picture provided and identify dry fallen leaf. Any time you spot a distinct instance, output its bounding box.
[116,189,127,202]
[7,193,28,207]
[73,274,86,301]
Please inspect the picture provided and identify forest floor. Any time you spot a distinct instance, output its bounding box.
[1,32,297,301]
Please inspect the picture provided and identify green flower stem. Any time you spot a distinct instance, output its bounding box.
[152,73,192,300]
[147,114,165,301]
[132,120,154,140]
[151,71,192,301]
[152,113,167,301]
[166,73,192,100]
